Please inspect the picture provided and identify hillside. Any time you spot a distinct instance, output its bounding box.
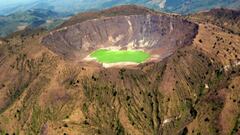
[57,5,157,29]
[188,8,240,34]
[44,5,197,61]
[163,0,240,14]
[1,0,240,16]
[0,0,240,38]
[0,9,69,37]
[0,5,239,135]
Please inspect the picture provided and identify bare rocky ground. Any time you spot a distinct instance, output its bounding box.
[0,5,239,135]
[42,13,198,61]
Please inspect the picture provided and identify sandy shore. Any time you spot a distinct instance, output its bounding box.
[102,62,139,68]
[83,55,139,68]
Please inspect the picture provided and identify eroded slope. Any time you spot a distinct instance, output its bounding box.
[42,12,198,61]
[0,6,239,135]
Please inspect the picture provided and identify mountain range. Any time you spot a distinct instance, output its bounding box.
[0,0,240,37]
[1,0,240,15]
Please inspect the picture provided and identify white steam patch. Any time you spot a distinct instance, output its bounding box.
[158,0,166,8]
[150,0,166,9]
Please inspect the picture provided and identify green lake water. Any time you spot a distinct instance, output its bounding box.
[90,49,150,63]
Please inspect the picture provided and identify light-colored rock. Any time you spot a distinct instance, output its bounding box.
[42,14,198,60]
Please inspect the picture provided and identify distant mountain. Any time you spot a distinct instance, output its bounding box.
[163,0,240,14]
[0,9,69,37]
[0,0,239,37]
[1,0,239,16]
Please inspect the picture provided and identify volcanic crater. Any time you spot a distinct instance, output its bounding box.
[42,13,199,67]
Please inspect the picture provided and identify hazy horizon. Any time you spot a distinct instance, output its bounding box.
[0,0,36,7]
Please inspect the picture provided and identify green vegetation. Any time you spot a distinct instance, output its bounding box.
[90,49,150,63]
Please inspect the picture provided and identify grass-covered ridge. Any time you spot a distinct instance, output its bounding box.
[90,49,150,63]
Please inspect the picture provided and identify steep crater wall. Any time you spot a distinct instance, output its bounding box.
[42,14,198,60]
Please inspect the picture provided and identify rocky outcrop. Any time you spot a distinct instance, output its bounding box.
[42,14,198,60]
